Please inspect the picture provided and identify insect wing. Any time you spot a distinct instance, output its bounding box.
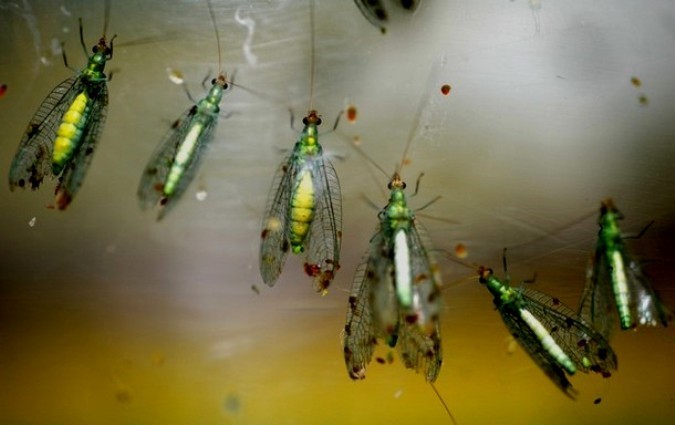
[259,153,294,286]
[397,318,442,382]
[366,224,400,341]
[408,220,443,334]
[497,298,578,398]
[305,156,342,292]
[54,81,109,209]
[343,249,379,380]
[521,288,618,376]
[578,252,616,340]
[625,256,671,328]
[9,76,80,191]
[138,107,197,210]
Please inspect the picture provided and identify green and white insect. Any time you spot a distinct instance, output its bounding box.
[343,170,443,382]
[137,0,232,220]
[341,104,444,383]
[8,0,115,209]
[476,260,617,398]
[353,0,420,34]
[579,199,671,338]
[259,0,342,293]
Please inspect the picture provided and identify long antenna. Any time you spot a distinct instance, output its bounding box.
[102,0,111,38]
[398,64,440,172]
[308,0,316,111]
[506,209,597,252]
[430,382,458,425]
[206,0,223,73]
[345,135,391,180]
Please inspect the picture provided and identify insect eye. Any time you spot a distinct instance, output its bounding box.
[211,78,216,85]
[223,83,229,89]
[316,117,322,125]
[401,182,407,189]
[302,117,309,125]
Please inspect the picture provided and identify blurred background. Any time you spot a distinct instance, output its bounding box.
[1,0,674,424]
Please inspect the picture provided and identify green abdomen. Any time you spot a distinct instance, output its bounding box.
[53,91,90,175]
[289,170,315,253]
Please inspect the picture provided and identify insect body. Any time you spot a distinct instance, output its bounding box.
[478,266,617,398]
[343,172,442,382]
[259,111,342,293]
[137,0,231,220]
[258,0,342,293]
[9,15,114,209]
[137,73,231,220]
[579,199,670,338]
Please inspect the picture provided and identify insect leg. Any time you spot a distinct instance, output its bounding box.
[60,42,77,72]
[78,18,88,56]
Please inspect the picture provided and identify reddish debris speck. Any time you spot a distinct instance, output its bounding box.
[304,263,321,277]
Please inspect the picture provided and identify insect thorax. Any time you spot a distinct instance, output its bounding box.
[197,97,220,115]
[82,53,108,80]
[205,85,224,106]
[381,191,413,231]
[299,124,321,153]
[483,276,516,304]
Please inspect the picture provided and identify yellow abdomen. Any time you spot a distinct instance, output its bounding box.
[290,170,315,253]
[53,92,88,170]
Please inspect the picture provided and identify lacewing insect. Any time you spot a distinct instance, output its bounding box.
[259,0,342,294]
[9,0,115,209]
[476,263,617,398]
[343,171,443,382]
[137,0,232,220]
[341,94,452,423]
[579,199,671,339]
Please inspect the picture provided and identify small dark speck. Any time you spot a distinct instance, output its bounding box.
[115,387,132,404]
[224,393,241,413]
[594,397,602,405]
[251,284,260,295]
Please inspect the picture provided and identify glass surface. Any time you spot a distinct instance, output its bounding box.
[1,1,674,424]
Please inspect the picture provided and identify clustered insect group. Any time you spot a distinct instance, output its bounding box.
[7,1,671,418]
